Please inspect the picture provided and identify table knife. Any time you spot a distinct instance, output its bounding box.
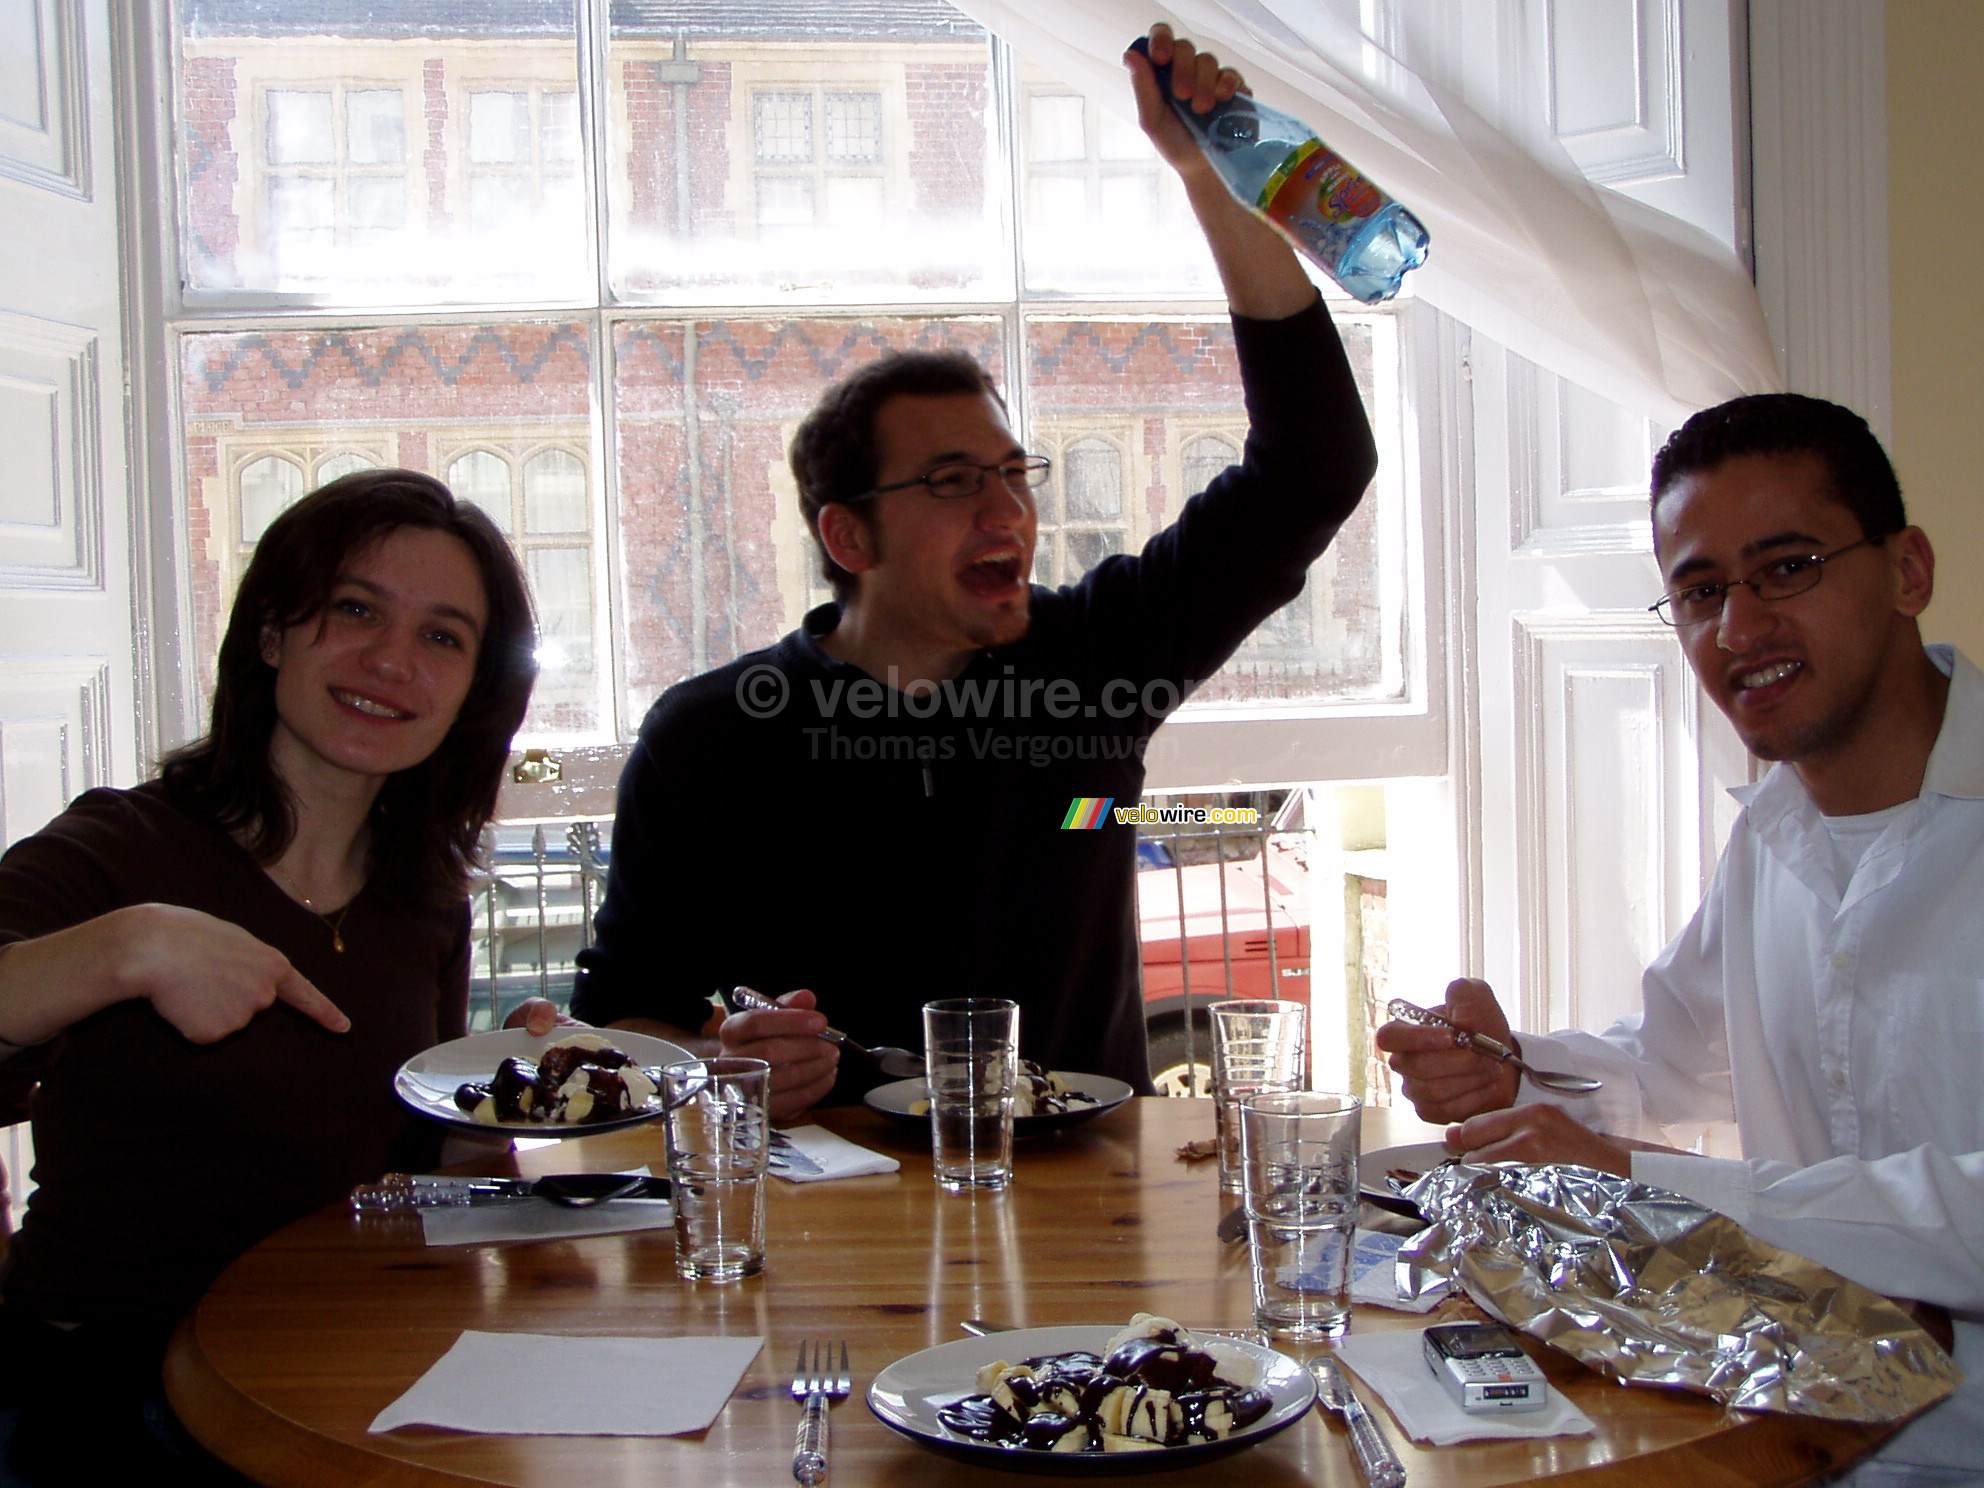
[1312,1356,1406,1488]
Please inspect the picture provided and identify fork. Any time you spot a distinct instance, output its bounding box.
[790,1339,850,1485]
[1386,998,1602,1094]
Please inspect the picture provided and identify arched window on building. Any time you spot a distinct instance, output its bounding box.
[238,454,304,543]
[523,448,588,534]
[447,450,514,533]
[315,450,376,486]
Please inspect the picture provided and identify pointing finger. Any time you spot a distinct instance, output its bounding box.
[276,964,350,1034]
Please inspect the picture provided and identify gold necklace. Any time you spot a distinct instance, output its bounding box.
[273,869,353,953]
[320,900,352,954]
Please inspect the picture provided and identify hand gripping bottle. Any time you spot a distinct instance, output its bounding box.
[1131,35,1429,303]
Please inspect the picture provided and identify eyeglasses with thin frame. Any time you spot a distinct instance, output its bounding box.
[849,456,1052,504]
[1647,535,1883,628]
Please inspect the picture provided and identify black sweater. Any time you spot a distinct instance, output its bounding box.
[573,300,1376,1099]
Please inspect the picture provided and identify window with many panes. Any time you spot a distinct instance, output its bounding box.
[169,0,1421,751]
[466,86,582,235]
[261,84,407,276]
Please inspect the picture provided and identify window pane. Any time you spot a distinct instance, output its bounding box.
[238,455,303,542]
[469,174,533,235]
[316,451,377,484]
[447,450,513,532]
[824,93,881,162]
[269,177,335,245]
[1182,435,1239,498]
[180,1,585,302]
[181,320,600,736]
[345,89,405,165]
[1065,527,1123,576]
[756,176,814,229]
[1017,57,1220,297]
[1064,438,1123,520]
[1027,94,1085,162]
[1097,172,1156,232]
[611,315,1003,714]
[542,90,580,164]
[348,176,406,235]
[523,448,588,534]
[754,93,813,163]
[267,90,333,165]
[1096,108,1150,161]
[469,92,530,164]
[527,545,595,664]
[608,3,1006,306]
[1028,314,1396,705]
[823,174,883,227]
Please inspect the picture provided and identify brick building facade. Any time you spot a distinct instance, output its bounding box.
[176,0,1390,742]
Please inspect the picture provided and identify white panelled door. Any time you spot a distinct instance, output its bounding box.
[0,0,136,845]
[1469,0,1751,1039]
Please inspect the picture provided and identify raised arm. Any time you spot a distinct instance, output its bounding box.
[1123,25,1317,321]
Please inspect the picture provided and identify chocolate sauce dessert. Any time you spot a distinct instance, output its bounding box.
[452,1033,659,1126]
[1013,1061,1102,1118]
[937,1315,1273,1454]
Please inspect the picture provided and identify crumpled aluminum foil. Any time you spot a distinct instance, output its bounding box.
[1395,1159,1962,1423]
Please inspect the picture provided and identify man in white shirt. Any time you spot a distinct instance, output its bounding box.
[1379,393,1982,1484]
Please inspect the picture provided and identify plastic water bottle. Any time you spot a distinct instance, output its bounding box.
[1131,36,1429,303]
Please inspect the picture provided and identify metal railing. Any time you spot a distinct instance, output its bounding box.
[471,800,1340,1093]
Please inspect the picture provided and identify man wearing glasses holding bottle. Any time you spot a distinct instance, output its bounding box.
[573,27,1378,1122]
[1379,393,1980,1483]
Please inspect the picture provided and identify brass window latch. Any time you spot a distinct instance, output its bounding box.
[511,748,562,785]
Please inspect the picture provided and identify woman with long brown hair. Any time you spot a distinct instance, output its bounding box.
[0,469,537,1482]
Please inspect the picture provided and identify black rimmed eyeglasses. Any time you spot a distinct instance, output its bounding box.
[1647,535,1882,627]
[850,456,1052,504]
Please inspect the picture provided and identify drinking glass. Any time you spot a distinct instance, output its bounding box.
[1210,999,1307,1192]
[660,1057,771,1281]
[1241,1090,1361,1338]
[923,998,1019,1192]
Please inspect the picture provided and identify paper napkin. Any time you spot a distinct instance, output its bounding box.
[1333,1327,1596,1445]
[370,1331,762,1436]
[421,1168,673,1247]
[772,1124,901,1184]
[1350,1228,1448,1313]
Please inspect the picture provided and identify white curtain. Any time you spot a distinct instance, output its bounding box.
[953,0,1783,424]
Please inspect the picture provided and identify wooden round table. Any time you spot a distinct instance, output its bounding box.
[165,1099,1892,1486]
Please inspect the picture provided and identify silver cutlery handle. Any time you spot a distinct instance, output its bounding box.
[1387,998,1513,1061]
[1342,1397,1406,1488]
[732,986,856,1050]
[794,1388,829,1485]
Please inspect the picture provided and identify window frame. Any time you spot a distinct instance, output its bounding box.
[143,0,1449,803]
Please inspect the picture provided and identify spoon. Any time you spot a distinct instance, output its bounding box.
[728,987,924,1080]
[1386,999,1603,1094]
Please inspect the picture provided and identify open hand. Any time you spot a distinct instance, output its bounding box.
[720,987,839,1124]
[1443,1103,1633,1176]
[1375,978,1521,1123]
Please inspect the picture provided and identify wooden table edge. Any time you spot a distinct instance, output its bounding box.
[165,1312,489,1488]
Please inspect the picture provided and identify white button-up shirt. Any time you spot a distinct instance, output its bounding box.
[1522,644,1984,1473]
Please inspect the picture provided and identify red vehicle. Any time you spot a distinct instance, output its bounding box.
[1135,836,1312,1095]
